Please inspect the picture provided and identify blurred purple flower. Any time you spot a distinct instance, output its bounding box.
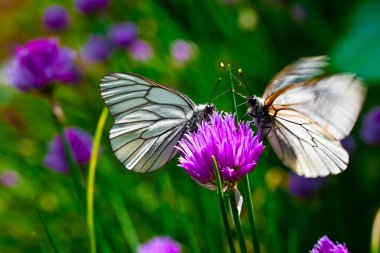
[44,127,94,173]
[177,112,264,190]
[288,172,326,199]
[291,4,307,23]
[310,235,349,253]
[81,35,113,62]
[360,107,380,146]
[129,40,153,61]
[170,40,193,63]
[108,22,138,48]
[75,0,108,13]
[341,136,357,156]
[0,170,20,188]
[43,5,70,31]
[5,38,78,92]
[137,236,181,253]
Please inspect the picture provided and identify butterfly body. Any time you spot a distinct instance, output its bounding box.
[246,56,366,178]
[100,73,214,173]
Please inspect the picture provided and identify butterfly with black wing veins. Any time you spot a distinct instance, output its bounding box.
[246,56,366,178]
[100,73,215,173]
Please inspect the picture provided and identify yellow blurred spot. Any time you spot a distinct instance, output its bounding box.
[39,193,59,212]
[265,167,286,192]
[18,139,36,157]
[0,198,7,213]
[238,7,259,32]
[372,208,380,253]
[252,187,266,209]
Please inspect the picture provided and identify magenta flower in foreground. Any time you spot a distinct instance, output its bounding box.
[177,112,264,190]
[5,38,78,92]
[137,236,181,253]
[44,128,94,173]
[310,235,349,253]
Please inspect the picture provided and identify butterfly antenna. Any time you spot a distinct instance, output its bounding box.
[209,77,222,104]
[238,68,253,96]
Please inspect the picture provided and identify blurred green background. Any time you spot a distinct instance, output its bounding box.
[0,0,379,252]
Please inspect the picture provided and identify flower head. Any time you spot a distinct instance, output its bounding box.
[360,107,380,146]
[5,38,78,92]
[0,170,20,188]
[137,236,181,253]
[177,112,264,190]
[43,5,70,31]
[81,35,113,62]
[310,235,349,253]
[170,40,193,63]
[288,172,326,199]
[44,128,94,173]
[108,22,138,48]
[129,40,153,61]
[75,0,108,13]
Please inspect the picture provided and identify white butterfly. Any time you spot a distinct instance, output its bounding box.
[100,73,214,173]
[247,56,366,177]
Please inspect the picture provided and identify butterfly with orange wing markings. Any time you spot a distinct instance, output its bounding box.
[247,56,366,177]
[100,73,215,173]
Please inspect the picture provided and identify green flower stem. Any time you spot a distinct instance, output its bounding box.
[33,200,60,253]
[212,156,236,253]
[227,64,261,252]
[229,190,247,253]
[87,107,108,253]
[50,101,85,202]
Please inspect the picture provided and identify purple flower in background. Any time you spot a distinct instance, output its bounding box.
[43,5,69,31]
[137,236,181,253]
[75,0,108,13]
[291,4,307,23]
[108,22,138,48]
[310,235,349,253]
[341,136,357,156]
[129,40,153,61]
[5,38,78,92]
[81,35,112,62]
[170,40,193,63]
[0,170,20,188]
[360,107,380,146]
[288,172,326,199]
[44,128,94,173]
[177,112,264,190]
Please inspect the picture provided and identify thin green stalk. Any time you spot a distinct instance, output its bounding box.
[87,107,108,253]
[50,102,85,202]
[229,190,247,253]
[288,228,298,253]
[227,64,261,252]
[33,200,60,253]
[212,156,236,253]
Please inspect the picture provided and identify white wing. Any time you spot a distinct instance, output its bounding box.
[100,73,197,173]
[265,74,366,177]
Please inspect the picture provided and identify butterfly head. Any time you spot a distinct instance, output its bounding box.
[247,96,261,118]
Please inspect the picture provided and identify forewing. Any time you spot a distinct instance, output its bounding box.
[100,73,195,172]
[265,74,365,177]
[263,56,328,105]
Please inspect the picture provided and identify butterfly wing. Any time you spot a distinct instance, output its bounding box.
[100,73,197,173]
[263,56,329,106]
[264,74,365,177]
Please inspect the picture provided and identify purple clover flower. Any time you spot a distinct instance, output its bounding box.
[44,128,94,173]
[43,5,70,31]
[5,38,78,92]
[177,112,264,190]
[129,40,153,61]
[81,35,113,62]
[75,0,108,13]
[0,170,20,188]
[170,40,193,63]
[137,236,181,253]
[341,136,357,156]
[360,107,380,146]
[288,172,326,199]
[108,22,138,48]
[310,235,349,253]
